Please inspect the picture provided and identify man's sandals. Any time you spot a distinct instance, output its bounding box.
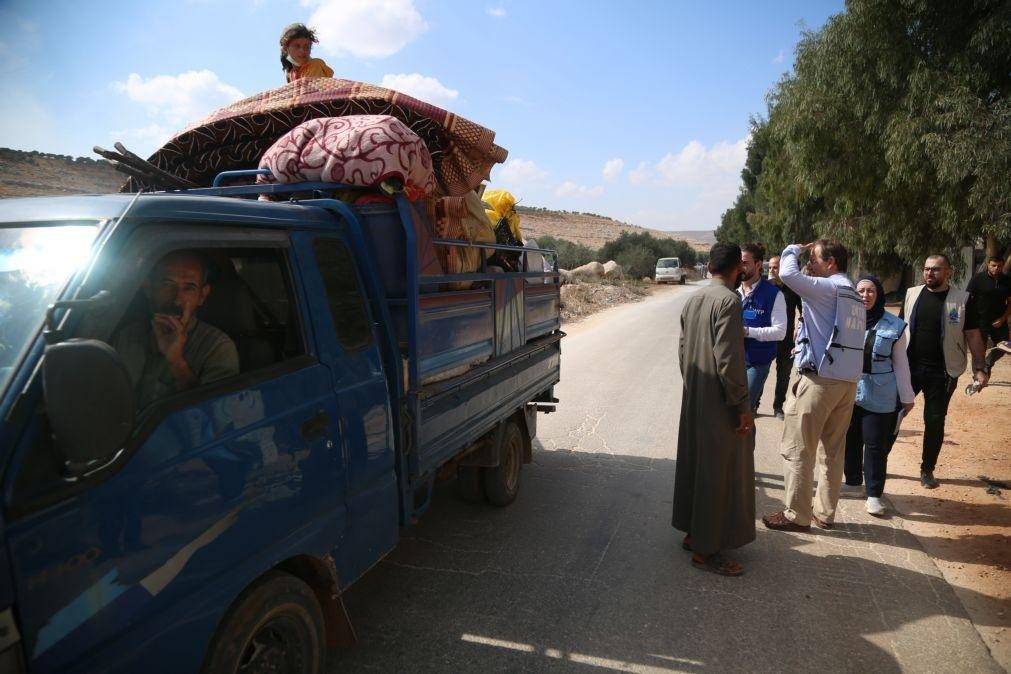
[682,535,744,576]
[691,553,744,576]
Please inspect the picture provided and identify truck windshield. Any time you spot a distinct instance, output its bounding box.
[0,224,99,392]
[657,259,680,268]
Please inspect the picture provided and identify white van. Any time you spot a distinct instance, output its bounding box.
[655,257,686,285]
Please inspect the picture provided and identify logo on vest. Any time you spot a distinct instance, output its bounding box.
[947,306,960,323]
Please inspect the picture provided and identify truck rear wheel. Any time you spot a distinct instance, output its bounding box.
[483,420,523,506]
[680,275,686,285]
[202,571,325,674]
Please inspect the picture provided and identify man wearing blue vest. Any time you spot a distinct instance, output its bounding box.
[738,243,786,414]
[763,240,865,532]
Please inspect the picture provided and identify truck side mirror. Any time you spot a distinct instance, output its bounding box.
[43,339,135,473]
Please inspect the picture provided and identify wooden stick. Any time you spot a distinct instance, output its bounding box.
[113,142,199,189]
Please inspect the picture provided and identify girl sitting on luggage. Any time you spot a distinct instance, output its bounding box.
[279,23,334,83]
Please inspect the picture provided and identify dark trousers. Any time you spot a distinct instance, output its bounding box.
[910,363,958,473]
[983,323,1009,369]
[844,405,898,497]
[773,341,794,412]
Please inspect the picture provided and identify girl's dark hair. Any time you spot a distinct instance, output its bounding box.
[279,23,319,72]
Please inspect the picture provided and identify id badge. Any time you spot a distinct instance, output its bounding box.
[744,309,758,320]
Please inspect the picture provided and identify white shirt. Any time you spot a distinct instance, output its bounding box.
[738,281,787,342]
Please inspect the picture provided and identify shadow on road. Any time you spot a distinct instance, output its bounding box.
[332,446,999,672]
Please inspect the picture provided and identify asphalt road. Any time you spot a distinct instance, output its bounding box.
[332,282,1000,673]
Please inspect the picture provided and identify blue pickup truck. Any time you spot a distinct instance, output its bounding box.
[0,180,562,673]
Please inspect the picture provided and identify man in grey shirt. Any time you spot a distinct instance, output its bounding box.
[762,240,863,532]
[114,251,239,409]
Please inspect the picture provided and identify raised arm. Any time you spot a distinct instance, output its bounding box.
[780,244,844,303]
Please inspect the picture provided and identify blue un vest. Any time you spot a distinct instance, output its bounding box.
[856,312,906,413]
[795,284,865,382]
[742,279,780,366]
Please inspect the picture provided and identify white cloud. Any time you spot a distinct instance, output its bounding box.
[111,70,244,127]
[626,136,748,230]
[494,158,548,186]
[602,157,623,181]
[380,73,459,107]
[487,7,506,17]
[304,0,428,59]
[630,137,747,188]
[772,49,785,65]
[556,181,603,197]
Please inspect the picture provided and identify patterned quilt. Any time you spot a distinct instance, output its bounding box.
[122,78,508,196]
[257,115,437,199]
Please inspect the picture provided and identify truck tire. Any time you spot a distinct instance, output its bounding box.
[456,465,485,503]
[680,275,686,285]
[202,571,325,674]
[483,420,523,506]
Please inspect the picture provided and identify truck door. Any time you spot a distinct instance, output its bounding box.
[3,230,348,673]
[291,232,398,585]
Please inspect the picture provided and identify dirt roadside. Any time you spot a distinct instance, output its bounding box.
[885,354,1011,670]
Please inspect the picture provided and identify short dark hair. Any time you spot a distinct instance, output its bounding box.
[815,239,849,272]
[741,243,765,262]
[709,242,742,275]
[151,250,211,285]
[988,254,1005,263]
[926,253,952,269]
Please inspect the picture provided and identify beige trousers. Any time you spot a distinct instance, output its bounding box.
[780,372,857,526]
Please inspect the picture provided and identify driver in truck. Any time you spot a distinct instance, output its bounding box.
[113,250,239,409]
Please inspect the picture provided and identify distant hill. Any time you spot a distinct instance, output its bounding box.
[0,148,714,250]
[517,207,712,252]
[0,148,122,198]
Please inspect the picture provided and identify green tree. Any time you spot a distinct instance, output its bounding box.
[534,235,598,270]
[598,231,697,277]
[747,0,1011,271]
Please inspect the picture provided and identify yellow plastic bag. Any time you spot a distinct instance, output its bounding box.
[482,189,523,242]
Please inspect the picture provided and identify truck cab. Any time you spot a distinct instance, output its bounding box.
[0,183,561,673]
[655,257,686,285]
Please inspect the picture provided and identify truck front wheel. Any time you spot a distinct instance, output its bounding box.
[483,420,523,506]
[202,571,326,674]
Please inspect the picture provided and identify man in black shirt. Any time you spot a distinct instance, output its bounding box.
[901,254,986,489]
[767,254,802,420]
[965,254,1011,371]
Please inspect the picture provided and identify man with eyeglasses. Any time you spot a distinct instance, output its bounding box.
[901,254,987,489]
[114,250,239,409]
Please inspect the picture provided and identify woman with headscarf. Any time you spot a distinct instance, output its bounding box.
[844,276,915,515]
[279,23,334,83]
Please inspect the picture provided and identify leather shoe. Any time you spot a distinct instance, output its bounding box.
[812,514,834,530]
[762,511,810,532]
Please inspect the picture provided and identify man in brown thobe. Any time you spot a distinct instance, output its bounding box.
[672,242,756,576]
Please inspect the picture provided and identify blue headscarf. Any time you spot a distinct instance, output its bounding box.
[857,275,886,329]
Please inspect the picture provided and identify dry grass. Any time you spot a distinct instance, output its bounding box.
[559,279,653,323]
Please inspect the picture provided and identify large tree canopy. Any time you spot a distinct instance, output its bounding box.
[723,0,1011,271]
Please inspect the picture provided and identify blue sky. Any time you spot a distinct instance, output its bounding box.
[0,0,843,232]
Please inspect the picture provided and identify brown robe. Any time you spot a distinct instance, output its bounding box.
[672,283,756,555]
